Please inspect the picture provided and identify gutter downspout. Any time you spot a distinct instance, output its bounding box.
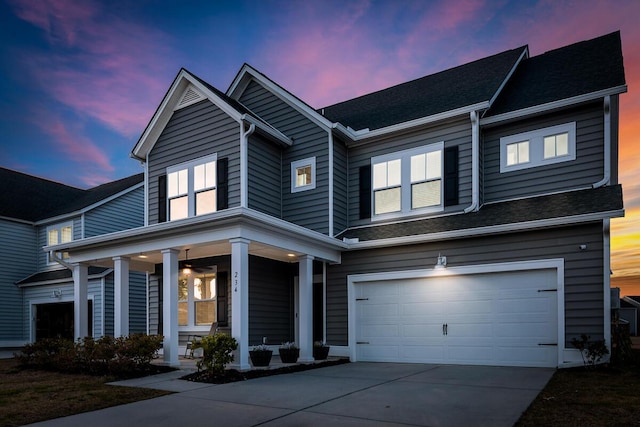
[49,251,73,270]
[240,118,256,208]
[593,96,611,188]
[328,130,334,237]
[464,110,480,213]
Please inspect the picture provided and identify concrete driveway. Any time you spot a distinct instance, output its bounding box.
[27,362,554,427]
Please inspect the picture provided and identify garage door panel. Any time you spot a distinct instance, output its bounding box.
[354,268,558,367]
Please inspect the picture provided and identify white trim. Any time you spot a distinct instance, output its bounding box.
[500,122,576,173]
[16,268,112,288]
[144,160,149,227]
[174,84,206,110]
[0,215,34,225]
[487,47,529,109]
[347,258,565,367]
[480,86,627,126]
[328,132,334,236]
[46,221,74,265]
[348,210,624,250]
[291,157,317,193]
[166,153,218,220]
[464,111,480,213]
[227,64,333,131]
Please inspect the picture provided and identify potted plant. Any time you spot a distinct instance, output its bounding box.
[278,342,300,363]
[313,341,330,360]
[249,344,272,367]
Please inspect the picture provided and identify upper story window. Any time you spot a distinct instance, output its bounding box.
[371,142,443,219]
[291,157,316,193]
[167,154,217,221]
[500,122,576,173]
[47,222,72,263]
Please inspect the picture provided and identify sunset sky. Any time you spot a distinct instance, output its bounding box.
[0,0,638,284]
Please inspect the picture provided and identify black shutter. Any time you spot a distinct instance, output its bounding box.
[217,158,228,210]
[158,174,167,223]
[216,271,228,327]
[359,165,372,219]
[444,146,459,207]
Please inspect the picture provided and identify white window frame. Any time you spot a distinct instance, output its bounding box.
[500,122,576,173]
[371,142,444,221]
[178,265,218,331]
[46,221,73,264]
[166,153,217,221]
[291,157,316,193]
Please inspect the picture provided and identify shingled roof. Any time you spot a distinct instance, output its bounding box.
[320,47,526,131]
[486,31,625,116]
[0,168,143,222]
[338,185,623,242]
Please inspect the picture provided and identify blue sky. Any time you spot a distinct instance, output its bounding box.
[1,0,639,277]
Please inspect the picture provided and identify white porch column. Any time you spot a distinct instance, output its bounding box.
[298,255,314,362]
[113,256,130,337]
[73,263,89,340]
[231,238,250,370]
[162,249,180,366]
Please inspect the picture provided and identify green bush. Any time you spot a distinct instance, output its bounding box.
[195,334,238,375]
[15,334,163,377]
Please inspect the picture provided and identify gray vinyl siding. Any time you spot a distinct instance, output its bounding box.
[247,133,282,217]
[347,117,472,227]
[36,217,82,272]
[610,94,620,185]
[148,275,160,335]
[248,255,294,345]
[483,102,604,202]
[84,186,144,237]
[333,137,349,235]
[0,220,36,342]
[129,272,147,334]
[104,275,114,336]
[239,80,330,234]
[326,222,604,347]
[147,100,241,225]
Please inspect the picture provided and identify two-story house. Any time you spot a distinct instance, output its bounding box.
[0,168,146,348]
[44,31,626,369]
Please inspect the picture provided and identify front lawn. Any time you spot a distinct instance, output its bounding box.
[0,358,170,427]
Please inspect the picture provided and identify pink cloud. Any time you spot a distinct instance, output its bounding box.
[9,0,172,137]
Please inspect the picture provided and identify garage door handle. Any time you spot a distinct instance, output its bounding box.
[357,341,370,344]
[443,323,448,335]
[538,343,557,346]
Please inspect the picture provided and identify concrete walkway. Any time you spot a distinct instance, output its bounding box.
[25,363,554,427]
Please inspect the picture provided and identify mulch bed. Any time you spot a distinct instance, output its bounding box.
[182,358,350,384]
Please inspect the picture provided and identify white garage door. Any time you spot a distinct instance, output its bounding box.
[355,269,558,367]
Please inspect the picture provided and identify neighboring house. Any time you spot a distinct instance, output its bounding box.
[0,168,145,348]
[620,296,640,336]
[44,31,626,369]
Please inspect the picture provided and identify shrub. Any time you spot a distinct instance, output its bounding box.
[571,334,609,368]
[196,334,238,375]
[15,334,163,377]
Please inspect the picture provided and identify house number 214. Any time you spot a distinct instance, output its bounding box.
[234,271,238,292]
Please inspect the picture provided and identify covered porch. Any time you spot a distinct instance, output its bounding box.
[45,207,345,369]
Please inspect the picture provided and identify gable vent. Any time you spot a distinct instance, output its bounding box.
[176,85,204,110]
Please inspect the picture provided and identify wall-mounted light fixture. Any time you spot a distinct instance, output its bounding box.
[434,253,447,269]
[51,289,62,299]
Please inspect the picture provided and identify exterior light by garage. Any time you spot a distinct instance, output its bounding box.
[435,253,447,269]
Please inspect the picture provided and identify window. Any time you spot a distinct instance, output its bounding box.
[47,222,73,263]
[291,157,316,193]
[371,143,443,218]
[167,154,217,221]
[500,122,576,172]
[178,267,217,328]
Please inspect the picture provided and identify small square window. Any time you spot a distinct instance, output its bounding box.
[291,157,316,193]
[506,141,529,166]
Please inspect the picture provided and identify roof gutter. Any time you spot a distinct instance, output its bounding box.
[592,96,611,188]
[464,111,480,213]
[49,250,73,271]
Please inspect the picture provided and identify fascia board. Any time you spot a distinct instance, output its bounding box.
[480,85,628,126]
[0,215,34,225]
[340,102,489,146]
[33,182,144,226]
[16,269,113,288]
[44,207,346,261]
[242,114,292,146]
[347,209,624,250]
[227,64,333,131]
[131,70,244,160]
[488,47,529,108]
